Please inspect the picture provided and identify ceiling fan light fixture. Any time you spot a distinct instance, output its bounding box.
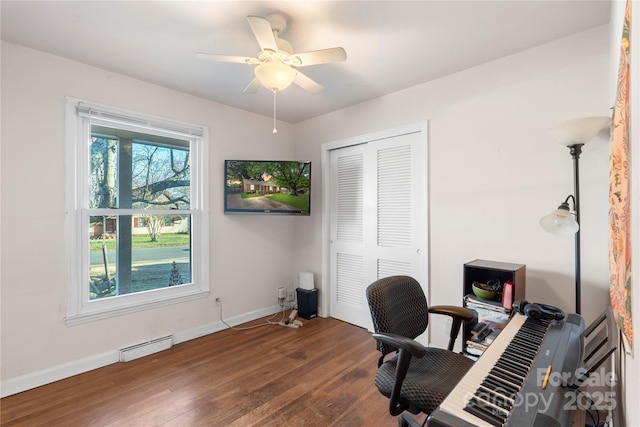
[254,61,297,91]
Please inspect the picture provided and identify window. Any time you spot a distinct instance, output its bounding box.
[65,98,209,324]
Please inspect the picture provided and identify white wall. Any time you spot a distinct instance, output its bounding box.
[293,25,611,344]
[0,41,298,393]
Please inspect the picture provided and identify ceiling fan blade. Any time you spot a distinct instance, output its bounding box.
[294,47,347,66]
[247,15,277,52]
[294,71,324,93]
[196,53,258,64]
[243,78,262,94]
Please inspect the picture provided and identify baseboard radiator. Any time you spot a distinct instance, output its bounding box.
[119,335,173,362]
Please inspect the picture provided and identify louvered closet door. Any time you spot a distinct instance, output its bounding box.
[329,130,426,329]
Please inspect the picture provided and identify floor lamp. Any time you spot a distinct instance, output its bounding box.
[539,116,610,315]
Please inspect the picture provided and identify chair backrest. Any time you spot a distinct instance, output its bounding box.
[366,275,429,357]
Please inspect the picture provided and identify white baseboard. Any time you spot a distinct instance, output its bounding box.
[0,304,283,398]
[0,350,119,398]
[173,304,282,344]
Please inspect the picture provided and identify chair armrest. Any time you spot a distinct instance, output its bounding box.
[429,305,477,351]
[429,305,475,322]
[372,332,428,417]
[372,332,427,358]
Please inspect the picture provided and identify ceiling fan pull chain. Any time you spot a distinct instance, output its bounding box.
[272,89,278,134]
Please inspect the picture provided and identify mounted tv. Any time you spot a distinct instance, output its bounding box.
[224,160,311,215]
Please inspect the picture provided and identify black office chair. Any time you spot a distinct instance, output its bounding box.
[366,275,476,427]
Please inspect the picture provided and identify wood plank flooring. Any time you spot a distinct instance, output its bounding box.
[1,314,412,426]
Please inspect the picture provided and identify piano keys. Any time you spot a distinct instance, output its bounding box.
[427,312,585,427]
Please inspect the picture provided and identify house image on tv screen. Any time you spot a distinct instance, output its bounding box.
[241,178,282,194]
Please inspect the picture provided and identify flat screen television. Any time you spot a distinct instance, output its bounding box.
[224,160,311,215]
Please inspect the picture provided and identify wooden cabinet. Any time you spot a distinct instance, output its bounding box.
[463,259,526,302]
[463,259,526,358]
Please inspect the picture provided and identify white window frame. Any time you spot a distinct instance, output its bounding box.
[64,97,209,325]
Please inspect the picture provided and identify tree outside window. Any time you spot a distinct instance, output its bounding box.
[89,129,192,299]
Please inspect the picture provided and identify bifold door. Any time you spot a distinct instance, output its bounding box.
[328,129,427,329]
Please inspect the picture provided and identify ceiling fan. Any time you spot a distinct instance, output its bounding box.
[196,13,347,94]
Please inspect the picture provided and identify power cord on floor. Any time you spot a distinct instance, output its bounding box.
[218,298,296,330]
[581,392,609,427]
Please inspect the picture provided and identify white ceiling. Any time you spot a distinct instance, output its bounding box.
[1,1,610,124]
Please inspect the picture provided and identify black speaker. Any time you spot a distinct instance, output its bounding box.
[513,300,565,321]
[296,288,318,320]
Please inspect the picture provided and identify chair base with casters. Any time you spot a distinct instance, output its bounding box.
[366,276,477,427]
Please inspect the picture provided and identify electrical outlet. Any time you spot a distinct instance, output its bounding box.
[278,287,286,299]
[213,296,221,306]
[287,290,295,301]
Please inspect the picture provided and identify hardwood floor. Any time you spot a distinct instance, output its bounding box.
[1,314,410,426]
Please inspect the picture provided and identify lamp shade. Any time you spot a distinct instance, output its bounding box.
[550,116,610,146]
[540,205,579,235]
[254,62,297,91]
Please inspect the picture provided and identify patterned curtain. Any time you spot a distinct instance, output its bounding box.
[609,0,633,353]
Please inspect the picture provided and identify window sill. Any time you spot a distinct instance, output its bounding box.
[65,289,210,326]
